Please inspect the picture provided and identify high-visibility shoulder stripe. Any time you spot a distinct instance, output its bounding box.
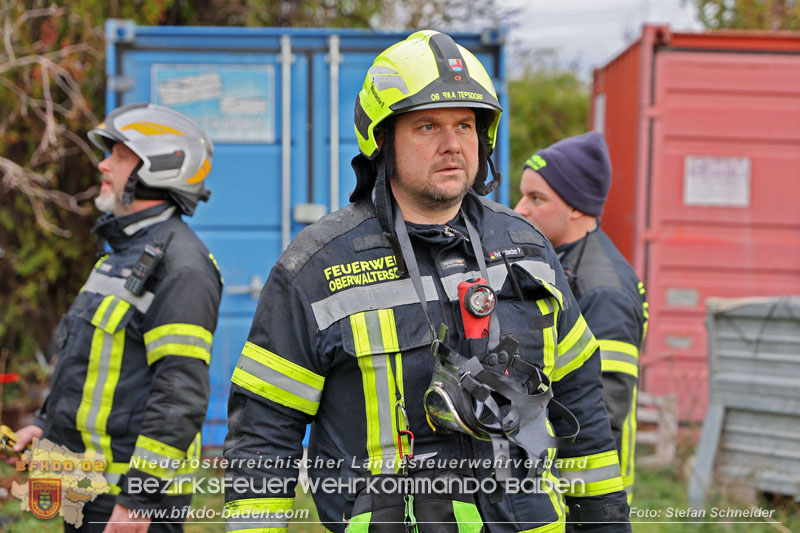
[231,342,324,415]
[225,498,294,532]
[81,270,154,313]
[553,315,598,382]
[145,323,213,365]
[311,277,439,331]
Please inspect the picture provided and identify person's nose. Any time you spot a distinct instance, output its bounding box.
[98,156,112,175]
[514,198,529,217]
[439,126,462,155]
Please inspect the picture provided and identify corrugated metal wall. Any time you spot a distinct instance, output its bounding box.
[689,297,800,504]
[592,26,800,420]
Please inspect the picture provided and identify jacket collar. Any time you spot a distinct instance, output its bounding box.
[93,203,177,250]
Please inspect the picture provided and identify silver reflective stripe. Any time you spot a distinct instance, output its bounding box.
[368,66,409,94]
[560,463,622,485]
[555,325,595,371]
[122,206,176,235]
[361,315,397,475]
[96,298,120,331]
[82,271,154,313]
[311,277,438,330]
[104,472,121,485]
[146,333,212,354]
[85,332,115,436]
[132,446,180,477]
[226,516,290,532]
[237,353,323,405]
[600,350,638,368]
[440,260,556,300]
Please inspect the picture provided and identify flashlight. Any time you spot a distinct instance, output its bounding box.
[458,278,495,339]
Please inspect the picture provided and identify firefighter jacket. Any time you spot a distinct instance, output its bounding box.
[224,193,630,533]
[34,203,222,510]
[556,226,648,503]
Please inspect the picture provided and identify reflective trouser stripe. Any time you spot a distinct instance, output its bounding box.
[225,498,294,532]
[452,501,483,532]
[537,299,558,378]
[144,323,213,365]
[351,309,405,475]
[559,450,624,497]
[231,342,324,416]
[553,315,598,382]
[598,339,639,378]
[76,296,128,463]
[621,385,637,503]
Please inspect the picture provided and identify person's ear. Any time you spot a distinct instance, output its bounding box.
[568,208,584,220]
[376,129,384,150]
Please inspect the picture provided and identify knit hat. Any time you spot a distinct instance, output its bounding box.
[523,131,612,216]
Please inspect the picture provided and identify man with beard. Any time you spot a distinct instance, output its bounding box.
[6,104,222,532]
[224,32,630,532]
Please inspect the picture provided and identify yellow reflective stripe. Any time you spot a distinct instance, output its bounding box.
[535,276,564,310]
[553,315,598,382]
[77,301,126,463]
[597,339,638,357]
[621,386,637,501]
[600,359,638,378]
[94,254,109,269]
[136,435,185,460]
[559,450,624,497]
[351,310,403,475]
[225,497,294,532]
[90,295,115,327]
[121,121,185,136]
[537,299,557,378]
[208,253,224,284]
[231,342,324,415]
[519,446,564,532]
[144,323,213,365]
[598,339,639,378]
[241,341,323,390]
[131,435,185,480]
[187,158,211,184]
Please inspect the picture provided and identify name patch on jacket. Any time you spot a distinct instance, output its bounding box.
[324,254,399,293]
[488,246,524,262]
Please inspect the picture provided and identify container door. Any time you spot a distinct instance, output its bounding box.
[643,50,800,419]
[116,47,310,446]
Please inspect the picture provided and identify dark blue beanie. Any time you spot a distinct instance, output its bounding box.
[523,131,612,216]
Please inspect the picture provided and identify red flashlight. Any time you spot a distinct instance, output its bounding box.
[458,277,496,339]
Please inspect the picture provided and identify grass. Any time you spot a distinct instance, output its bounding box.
[2,447,798,532]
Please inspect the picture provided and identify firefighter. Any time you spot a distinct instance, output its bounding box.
[224,31,630,532]
[514,132,648,505]
[5,103,223,532]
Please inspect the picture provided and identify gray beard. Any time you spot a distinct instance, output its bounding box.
[94,191,127,216]
[410,181,470,212]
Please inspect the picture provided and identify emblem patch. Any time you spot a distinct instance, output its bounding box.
[30,478,61,519]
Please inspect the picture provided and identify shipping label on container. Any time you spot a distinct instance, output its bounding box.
[683,155,750,207]
[151,64,275,143]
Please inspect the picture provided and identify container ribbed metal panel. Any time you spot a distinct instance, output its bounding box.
[689,297,800,506]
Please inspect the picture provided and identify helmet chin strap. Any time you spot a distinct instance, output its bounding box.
[472,136,502,197]
[121,160,145,205]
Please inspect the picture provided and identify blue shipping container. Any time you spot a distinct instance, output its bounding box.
[104,20,509,448]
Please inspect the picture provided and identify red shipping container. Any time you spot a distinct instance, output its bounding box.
[591,26,800,421]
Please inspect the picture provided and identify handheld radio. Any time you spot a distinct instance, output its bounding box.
[125,230,175,296]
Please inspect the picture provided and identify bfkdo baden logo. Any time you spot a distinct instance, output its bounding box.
[29,478,62,519]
